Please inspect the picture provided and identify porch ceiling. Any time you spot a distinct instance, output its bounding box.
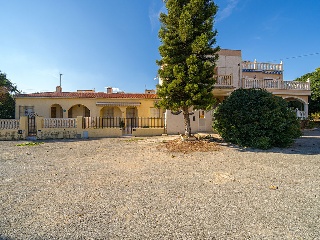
[96,102,141,107]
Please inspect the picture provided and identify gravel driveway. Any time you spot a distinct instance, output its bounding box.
[1,130,320,239]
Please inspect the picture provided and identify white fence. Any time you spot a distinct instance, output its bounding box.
[242,79,310,90]
[242,61,283,71]
[43,118,77,128]
[214,75,233,87]
[0,119,20,129]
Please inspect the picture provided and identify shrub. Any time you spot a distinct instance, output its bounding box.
[310,112,320,120]
[213,88,301,149]
[300,118,315,129]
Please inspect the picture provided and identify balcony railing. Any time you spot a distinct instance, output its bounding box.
[0,119,20,129]
[241,78,310,90]
[214,75,233,87]
[242,61,283,71]
[43,118,77,128]
[82,117,164,129]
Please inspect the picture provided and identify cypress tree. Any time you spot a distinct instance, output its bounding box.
[157,0,220,137]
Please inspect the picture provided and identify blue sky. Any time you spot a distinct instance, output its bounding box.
[0,0,319,93]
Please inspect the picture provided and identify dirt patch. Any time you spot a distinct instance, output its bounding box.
[162,138,221,153]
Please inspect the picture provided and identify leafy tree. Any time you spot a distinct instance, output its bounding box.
[295,67,320,114]
[156,0,220,137]
[0,71,19,119]
[213,89,301,149]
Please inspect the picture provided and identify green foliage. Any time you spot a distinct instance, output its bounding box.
[156,0,219,136]
[0,71,19,119]
[0,92,15,119]
[213,89,301,149]
[310,112,320,120]
[16,142,44,146]
[295,67,320,114]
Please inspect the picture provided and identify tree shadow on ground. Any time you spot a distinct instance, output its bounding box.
[233,129,320,155]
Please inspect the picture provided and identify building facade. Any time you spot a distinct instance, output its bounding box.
[9,49,311,138]
[163,49,311,134]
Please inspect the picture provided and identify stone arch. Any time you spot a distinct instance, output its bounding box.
[283,97,307,111]
[50,104,63,118]
[68,104,90,118]
[283,96,309,118]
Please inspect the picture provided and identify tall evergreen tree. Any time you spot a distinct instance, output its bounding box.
[0,71,19,119]
[156,0,219,137]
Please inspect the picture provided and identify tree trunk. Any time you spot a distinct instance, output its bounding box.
[182,107,191,137]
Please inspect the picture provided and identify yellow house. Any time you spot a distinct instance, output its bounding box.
[15,87,160,119]
[13,87,165,139]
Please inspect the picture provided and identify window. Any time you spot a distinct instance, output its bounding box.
[19,106,34,117]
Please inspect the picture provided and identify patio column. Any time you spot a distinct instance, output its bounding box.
[304,102,309,118]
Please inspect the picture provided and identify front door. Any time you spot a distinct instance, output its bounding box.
[51,107,57,118]
[28,113,37,136]
[125,107,137,134]
[198,110,206,132]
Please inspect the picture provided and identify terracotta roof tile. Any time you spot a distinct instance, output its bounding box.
[15,92,159,99]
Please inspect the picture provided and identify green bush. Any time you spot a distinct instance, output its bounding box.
[213,88,302,149]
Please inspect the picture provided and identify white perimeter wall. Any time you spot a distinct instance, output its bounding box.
[165,109,213,135]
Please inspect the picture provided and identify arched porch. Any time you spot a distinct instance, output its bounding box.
[68,104,90,118]
[50,104,63,118]
[284,97,308,119]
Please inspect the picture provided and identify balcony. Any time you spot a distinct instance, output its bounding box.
[214,75,233,87]
[242,60,283,73]
[241,78,310,90]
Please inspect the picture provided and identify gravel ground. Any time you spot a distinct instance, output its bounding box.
[1,130,320,239]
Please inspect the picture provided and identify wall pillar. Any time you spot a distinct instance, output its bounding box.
[19,116,28,139]
[63,109,68,118]
[76,116,83,137]
[36,117,44,130]
[119,107,127,118]
[35,116,44,138]
[304,103,309,118]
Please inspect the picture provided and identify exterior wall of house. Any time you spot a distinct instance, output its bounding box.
[216,49,242,88]
[242,60,283,80]
[132,128,165,136]
[0,117,28,140]
[15,97,161,119]
[165,109,213,135]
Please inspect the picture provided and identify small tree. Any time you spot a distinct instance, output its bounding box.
[156,0,220,137]
[213,88,301,149]
[0,71,19,119]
